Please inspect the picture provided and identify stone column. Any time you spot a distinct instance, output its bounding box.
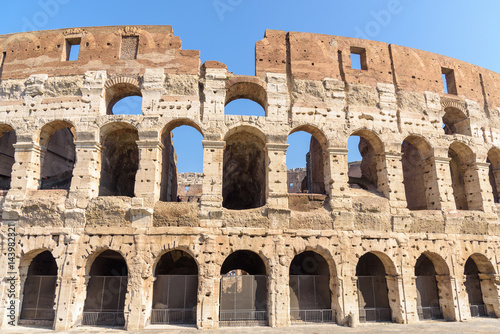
[81,71,106,115]
[200,140,225,216]
[266,73,289,122]
[53,235,80,330]
[197,235,220,329]
[134,137,163,203]
[69,137,102,200]
[454,275,472,321]
[343,276,360,324]
[478,273,500,317]
[266,143,289,229]
[201,63,227,122]
[430,156,456,210]
[325,147,350,210]
[471,162,495,212]
[267,238,289,327]
[124,235,146,331]
[435,275,460,321]
[378,152,407,208]
[386,275,405,323]
[9,142,41,193]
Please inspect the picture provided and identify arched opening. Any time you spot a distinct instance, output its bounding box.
[287,129,326,195]
[356,252,391,323]
[449,142,479,210]
[106,83,142,115]
[151,250,198,325]
[464,254,498,318]
[83,250,128,328]
[289,251,334,324]
[487,148,500,203]
[160,123,203,202]
[39,122,75,190]
[401,136,435,210]
[442,107,471,136]
[219,250,268,326]
[348,131,384,195]
[19,251,57,327]
[223,130,266,210]
[225,99,266,117]
[415,254,443,320]
[99,123,139,197]
[0,126,16,190]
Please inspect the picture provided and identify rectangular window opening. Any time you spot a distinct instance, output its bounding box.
[185,186,189,192]
[350,47,367,70]
[120,36,139,60]
[66,38,81,61]
[289,182,294,188]
[442,67,457,95]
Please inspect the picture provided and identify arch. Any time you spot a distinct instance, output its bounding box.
[224,124,267,143]
[225,77,267,111]
[19,251,58,326]
[219,250,268,326]
[401,135,436,210]
[223,129,266,210]
[348,129,385,193]
[160,120,204,202]
[82,250,128,327]
[487,147,500,203]
[442,107,471,136]
[449,142,479,210]
[99,122,139,197]
[104,79,142,115]
[355,252,394,322]
[0,124,16,190]
[39,120,76,190]
[464,253,498,318]
[151,250,198,324]
[289,251,335,323]
[287,126,327,195]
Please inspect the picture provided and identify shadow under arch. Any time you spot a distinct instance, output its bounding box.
[289,250,337,323]
[355,251,398,323]
[464,253,499,318]
[487,147,500,203]
[82,249,129,328]
[99,122,139,197]
[401,135,436,210]
[449,141,480,210]
[219,250,268,326]
[223,126,266,210]
[225,79,267,112]
[151,249,198,325]
[0,124,16,190]
[39,120,76,190]
[19,250,58,326]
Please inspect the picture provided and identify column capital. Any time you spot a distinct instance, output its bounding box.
[74,140,103,151]
[13,142,41,153]
[265,143,289,151]
[136,140,164,150]
[202,140,225,149]
[327,147,348,155]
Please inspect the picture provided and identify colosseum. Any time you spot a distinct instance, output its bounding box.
[0,25,499,331]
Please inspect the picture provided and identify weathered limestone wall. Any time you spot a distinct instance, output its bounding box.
[0,26,499,331]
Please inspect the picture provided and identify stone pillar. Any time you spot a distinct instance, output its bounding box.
[268,238,289,327]
[478,273,500,317]
[379,152,407,207]
[430,156,456,210]
[422,156,442,210]
[69,137,101,200]
[53,235,80,330]
[326,147,350,210]
[454,275,472,321]
[200,140,224,215]
[266,143,288,210]
[124,235,146,331]
[386,275,405,323]
[344,276,360,324]
[9,142,41,193]
[81,71,106,115]
[141,68,165,115]
[471,162,495,212]
[197,235,220,329]
[435,275,460,321]
[134,137,163,203]
[201,63,227,122]
[266,73,289,122]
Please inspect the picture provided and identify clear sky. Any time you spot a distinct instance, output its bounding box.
[2,1,499,173]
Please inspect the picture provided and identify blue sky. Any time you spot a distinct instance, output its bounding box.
[2,1,499,173]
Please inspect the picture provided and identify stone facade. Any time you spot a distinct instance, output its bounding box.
[0,25,499,331]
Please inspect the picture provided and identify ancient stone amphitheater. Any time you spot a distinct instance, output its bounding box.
[0,25,499,331]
